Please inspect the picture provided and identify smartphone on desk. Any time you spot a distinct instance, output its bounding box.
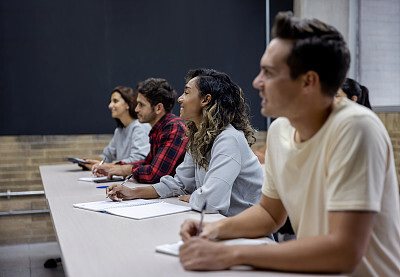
[67,158,91,164]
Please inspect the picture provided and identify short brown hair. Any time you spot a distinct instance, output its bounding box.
[136,78,177,113]
[272,11,350,96]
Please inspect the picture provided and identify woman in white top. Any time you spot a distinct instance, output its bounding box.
[80,86,150,170]
[106,69,263,216]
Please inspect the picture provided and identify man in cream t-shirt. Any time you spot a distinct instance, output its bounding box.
[264,98,400,276]
[177,11,400,276]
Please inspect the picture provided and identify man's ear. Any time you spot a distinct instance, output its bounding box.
[201,94,212,107]
[154,103,165,114]
[302,71,319,93]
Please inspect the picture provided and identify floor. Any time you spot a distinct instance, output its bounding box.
[0,242,65,277]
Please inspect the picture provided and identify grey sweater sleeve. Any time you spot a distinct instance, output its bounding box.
[120,122,150,163]
[152,152,196,198]
[100,128,118,163]
[189,133,242,215]
[100,121,150,163]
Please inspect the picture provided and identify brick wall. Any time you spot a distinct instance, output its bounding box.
[377,113,400,182]
[0,113,399,245]
[0,134,111,245]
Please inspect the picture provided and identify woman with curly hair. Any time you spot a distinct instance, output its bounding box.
[107,68,263,216]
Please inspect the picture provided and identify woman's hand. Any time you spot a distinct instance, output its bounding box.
[106,184,136,201]
[178,195,191,203]
[78,159,100,171]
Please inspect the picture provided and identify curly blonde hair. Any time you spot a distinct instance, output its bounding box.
[185,69,255,171]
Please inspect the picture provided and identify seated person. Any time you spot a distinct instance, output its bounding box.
[252,78,374,241]
[335,77,372,109]
[93,78,187,184]
[256,78,373,165]
[106,68,264,216]
[178,12,400,275]
[80,86,151,170]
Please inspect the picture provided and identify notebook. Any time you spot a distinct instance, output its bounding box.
[73,199,192,219]
[155,238,276,256]
[78,176,124,183]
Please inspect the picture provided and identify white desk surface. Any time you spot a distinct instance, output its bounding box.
[40,164,344,277]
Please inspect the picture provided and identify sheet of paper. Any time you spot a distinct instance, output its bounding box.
[106,202,191,220]
[73,199,158,212]
[78,176,123,182]
[155,238,276,256]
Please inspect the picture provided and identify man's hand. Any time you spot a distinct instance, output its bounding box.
[106,184,136,201]
[179,238,235,271]
[179,219,219,242]
[107,164,133,179]
[92,164,132,178]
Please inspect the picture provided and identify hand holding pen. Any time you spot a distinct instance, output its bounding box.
[92,160,104,176]
[196,200,207,236]
[106,174,134,201]
[179,200,211,241]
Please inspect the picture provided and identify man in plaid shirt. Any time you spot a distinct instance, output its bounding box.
[94,78,187,184]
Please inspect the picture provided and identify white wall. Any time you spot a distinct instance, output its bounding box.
[294,0,400,109]
[359,0,400,107]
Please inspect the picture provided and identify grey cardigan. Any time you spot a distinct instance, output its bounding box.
[100,119,151,163]
[153,125,263,216]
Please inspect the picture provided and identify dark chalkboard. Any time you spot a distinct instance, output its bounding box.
[0,0,292,135]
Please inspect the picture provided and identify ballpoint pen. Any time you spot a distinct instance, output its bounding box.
[119,174,133,187]
[92,159,104,176]
[196,200,207,236]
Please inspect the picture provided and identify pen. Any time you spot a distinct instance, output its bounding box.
[196,200,207,236]
[106,174,133,199]
[92,160,104,176]
[96,186,108,189]
[119,174,133,187]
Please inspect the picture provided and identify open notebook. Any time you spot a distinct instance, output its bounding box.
[156,238,276,256]
[73,199,192,220]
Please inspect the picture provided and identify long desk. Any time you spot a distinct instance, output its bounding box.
[40,164,344,277]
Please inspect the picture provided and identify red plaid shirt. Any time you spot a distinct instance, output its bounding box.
[124,113,187,184]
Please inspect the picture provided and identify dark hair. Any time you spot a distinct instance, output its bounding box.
[341,78,372,109]
[184,68,255,170]
[136,78,177,113]
[272,11,350,97]
[112,85,138,128]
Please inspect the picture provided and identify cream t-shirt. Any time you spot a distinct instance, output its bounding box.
[262,98,400,276]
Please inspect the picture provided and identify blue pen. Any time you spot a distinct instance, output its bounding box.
[96,186,108,189]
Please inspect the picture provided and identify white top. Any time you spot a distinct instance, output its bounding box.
[101,119,151,163]
[153,124,264,217]
[263,98,400,276]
